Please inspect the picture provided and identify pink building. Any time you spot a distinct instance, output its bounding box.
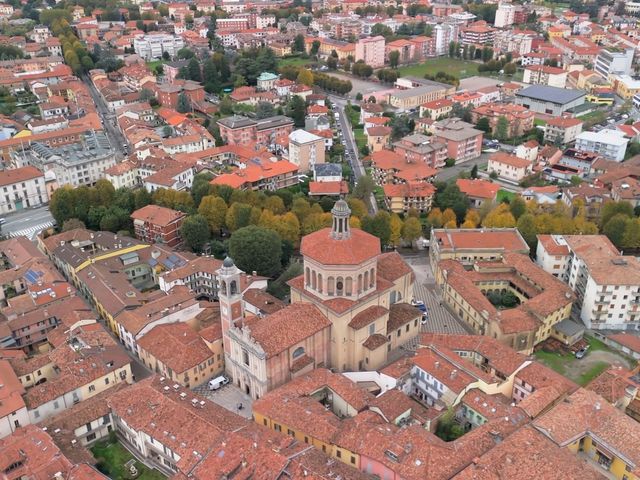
[355,35,386,68]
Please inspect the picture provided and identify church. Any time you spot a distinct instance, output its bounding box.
[218,200,421,400]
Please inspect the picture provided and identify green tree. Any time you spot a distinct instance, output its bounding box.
[389,50,400,69]
[622,217,640,249]
[600,201,634,228]
[286,95,306,127]
[362,211,391,246]
[187,57,202,82]
[62,218,86,232]
[516,213,537,250]
[134,189,152,210]
[509,196,526,220]
[225,202,253,231]
[353,175,375,200]
[181,215,211,252]
[470,164,478,179]
[475,117,491,133]
[49,186,76,226]
[603,214,628,248]
[255,101,276,119]
[177,47,195,59]
[176,92,191,113]
[402,217,422,244]
[293,34,305,52]
[495,116,509,141]
[228,225,283,277]
[311,40,321,55]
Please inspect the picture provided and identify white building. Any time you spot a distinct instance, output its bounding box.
[523,65,568,89]
[0,166,48,214]
[536,235,640,331]
[288,129,325,173]
[575,129,629,162]
[594,48,634,79]
[133,34,185,60]
[487,152,532,182]
[494,3,518,28]
[433,24,457,57]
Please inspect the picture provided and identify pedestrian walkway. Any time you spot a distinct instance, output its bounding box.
[9,221,54,240]
[413,282,470,335]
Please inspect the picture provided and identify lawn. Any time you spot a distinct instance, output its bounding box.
[353,127,366,151]
[277,56,313,68]
[496,189,515,203]
[534,119,547,127]
[146,60,166,74]
[92,440,166,480]
[397,58,479,79]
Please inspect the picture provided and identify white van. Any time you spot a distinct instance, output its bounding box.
[208,375,229,391]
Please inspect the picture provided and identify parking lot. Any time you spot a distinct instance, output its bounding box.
[193,382,253,419]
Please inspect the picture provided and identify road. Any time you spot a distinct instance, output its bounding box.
[1,206,55,240]
[330,94,378,215]
[80,74,128,160]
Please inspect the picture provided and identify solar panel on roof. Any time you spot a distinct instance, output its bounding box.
[148,258,158,267]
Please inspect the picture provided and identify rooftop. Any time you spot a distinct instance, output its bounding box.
[516,85,585,104]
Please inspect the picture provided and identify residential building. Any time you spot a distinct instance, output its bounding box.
[137,322,224,388]
[544,117,583,145]
[130,204,186,247]
[523,65,568,89]
[515,85,585,116]
[557,148,600,177]
[368,149,437,186]
[436,253,574,353]
[210,158,299,191]
[366,126,391,153]
[0,359,28,438]
[133,33,185,60]
[471,103,535,138]
[615,75,640,100]
[393,133,448,169]
[594,48,634,79]
[429,228,530,271]
[387,80,453,111]
[562,183,611,221]
[419,99,453,120]
[217,115,294,148]
[456,178,499,207]
[288,129,325,173]
[355,36,385,68]
[536,234,640,330]
[0,166,48,214]
[494,3,520,28]
[611,176,640,208]
[575,130,629,162]
[383,182,436,214]
[461,21,496,46]
[432,117,483,163]
[487,152,533,182]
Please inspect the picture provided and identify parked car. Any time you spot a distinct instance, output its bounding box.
[208,375,229,390]
[421,313,429,325]
[412,300,427,313]
[575,346,589,359]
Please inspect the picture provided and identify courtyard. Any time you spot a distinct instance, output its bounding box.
[91,438,166,480]
[535,335,635,386]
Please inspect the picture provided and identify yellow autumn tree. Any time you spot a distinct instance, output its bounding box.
[442,208,457,227]
[389,213,403,246]
[427,208,443,228]
[462,209,480,228]
[482,203,516,228]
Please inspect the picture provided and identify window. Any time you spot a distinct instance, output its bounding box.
[105,377,110,385]
[119,370,127,380]
[33,410,40,419]
[89,385,96,392]
[406,324,410,332]
[369,323,375,335]
[351,456,356,465]
[397,329,401,337]
[292,346,305,359]
[336,450,342,459]
[86,433,96,442]
[243,349,250,366]
[53,401,59,409]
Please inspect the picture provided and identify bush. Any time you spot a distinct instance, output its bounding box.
[445,158,456,168]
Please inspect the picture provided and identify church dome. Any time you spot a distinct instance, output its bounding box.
[223,256,235,268]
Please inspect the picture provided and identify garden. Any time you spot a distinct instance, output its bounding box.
[91,436,166,480]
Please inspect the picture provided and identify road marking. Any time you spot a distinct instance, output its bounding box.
[9,221,54,240]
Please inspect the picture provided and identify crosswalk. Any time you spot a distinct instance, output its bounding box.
[8,222,55,240]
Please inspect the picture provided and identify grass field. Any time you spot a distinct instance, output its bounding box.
[92,440,166,480]
[146,60,166,74]
[397,58,479,79]
[496,189,515,203]
[277,56,313,68]
[353,128,366,151]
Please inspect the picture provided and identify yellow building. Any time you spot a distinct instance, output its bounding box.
[613,75,640,100]
[534,388,640,480]
[436,253,574,354]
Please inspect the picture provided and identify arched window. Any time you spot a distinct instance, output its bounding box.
[345,277,352,296]
[292,346,305,359]
[364,271,369,291]
[336,276,344,296]
[305,267,310,286]
[328,277,335,295]
[390,291,397,303]
[220,280,227,296]
[317,273,323,293]
[369,268,375,288]
[357,274,362,294]
[312,271,317,290]
[230,280,238,295]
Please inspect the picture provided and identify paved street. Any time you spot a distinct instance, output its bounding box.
[435,153,491,182]
[1,206,55,239]
[193,382,253,419]
[81,73,128,159]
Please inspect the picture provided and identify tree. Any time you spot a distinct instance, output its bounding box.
[176,92,191,113]
[600,201,634,228]
[225,202,253,231]
[462,209,481,228]
[362,211,391,246]
[442,208,457,226]
[482,203,516,228]
[181,215,211,252]
[62,218,86,231]
[228,225,283,277]
[296,68,314,87]
[311,40,321,55]
[293,34,305,52]
[622,217,640,249]
[286,95,306,127]
[272,212,301,246]
[353,175,375,200]
[389,213,403,246]
[162,51,170,61]
[516,213,537,250]
[49,186,76,226]
[198,195,227,233]
[187,57,202,82]
[495,116,509,141]
[470,164,478,179]
[503,62,516,75]
[389,50,400,69]
[402,217,422,243]
[475,117,491,133]
[603,214,628,248]
[509,196,526,220]
[348,198,367,218]
[255,101,276,119]
[191,173,213,206]
[428,208,443,228]
[265,195,286,214]
[177,47,195,59]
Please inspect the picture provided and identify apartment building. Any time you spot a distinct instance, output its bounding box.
[0,166,48,214]
[575,130,629,162]
[432,117,483,163]
[523,65,568,89]
[355,35,385,68]
[217,114,294,148]
[133,33,185,60]
[387,79,453,111]
[393,133,448,169]
[594,48,634,79]
[471,103,535,138]
[544,117,583,145]
[456,178,499,207]
[288,129,325,173]
[494,3,524,28]
[460,21,496,46]
[487,152,533,182]
[536,235,640,331]
[130,204,186,247]
[383,182,436,214]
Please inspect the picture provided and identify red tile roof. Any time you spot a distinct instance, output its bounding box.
[300,227,380,266]
[130,204,186,227]
[0,166,43,186]
[456,178,499,200]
